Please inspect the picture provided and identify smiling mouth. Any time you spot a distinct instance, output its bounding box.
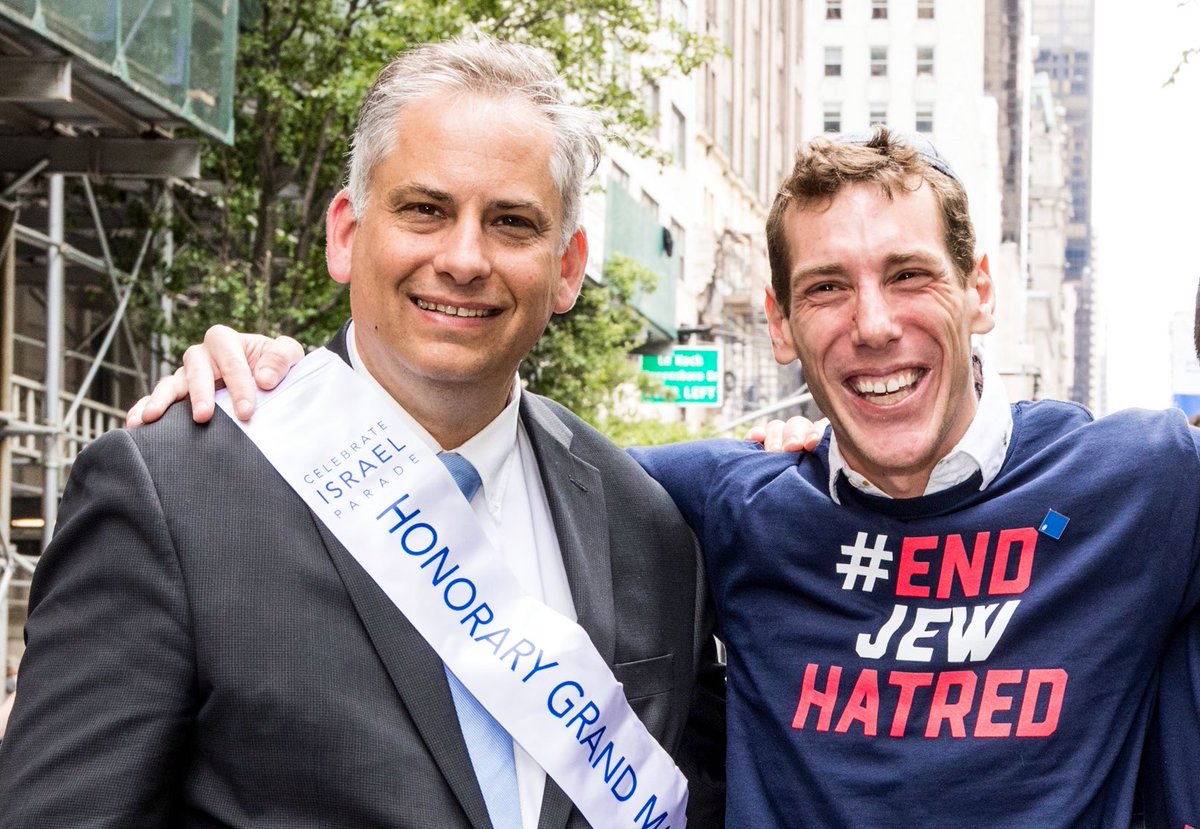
[414,298,497,318]
[849,369,926,405]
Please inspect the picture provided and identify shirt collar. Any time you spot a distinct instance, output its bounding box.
[345,320,521,503]
[827,347,1013,503]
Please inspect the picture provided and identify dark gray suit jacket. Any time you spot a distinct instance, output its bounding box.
[0,328,724,828]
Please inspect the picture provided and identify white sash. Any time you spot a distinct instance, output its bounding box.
[216,348,689,828]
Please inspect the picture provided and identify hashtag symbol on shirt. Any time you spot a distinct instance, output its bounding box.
[836,532,893,592]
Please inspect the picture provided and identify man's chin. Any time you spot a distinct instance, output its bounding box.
[836,428,940,488]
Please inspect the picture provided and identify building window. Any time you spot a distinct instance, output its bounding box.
[672,0,689,27]
[917,0,934,19]
[916,46,935,76]
[671,105,687,169]
[823,104,841,134]
[670,220,686,279]
[747,132,760,192]
[869,103,887,126]
[824,47,843,77]
[719,94,732,157]
[826,0,842,19]
[1066,246,1087,271]
[871,0,888,19]
[870,46,888,77]
[641,190,660,220]
[611,162,630,190]
[704,69,716,135]
[645,82,661,123]
[915,104,934,133]
[1071,184,1087,215]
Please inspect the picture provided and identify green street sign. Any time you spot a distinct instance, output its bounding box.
[640,346,723,407]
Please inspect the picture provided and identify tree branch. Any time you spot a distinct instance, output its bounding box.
[1166,47,1198,86]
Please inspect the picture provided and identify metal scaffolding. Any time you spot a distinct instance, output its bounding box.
[0,0,236,701]
[0,170,176,686]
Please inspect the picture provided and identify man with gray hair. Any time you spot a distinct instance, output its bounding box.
[0,36,723,828]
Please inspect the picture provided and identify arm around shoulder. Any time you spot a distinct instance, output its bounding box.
[627,439,752,541]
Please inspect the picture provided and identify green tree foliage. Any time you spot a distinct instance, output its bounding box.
[601,415,717,449]
[522,253,654,423]
[1166,46,1198,87]
[522,254,717,444]
[154,0,717,356]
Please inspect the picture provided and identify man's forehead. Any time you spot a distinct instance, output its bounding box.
[784,181,941,237]
[782,183,952,274]
[377,95,563,207]
[397,89,556,145]
[785,176,932,215]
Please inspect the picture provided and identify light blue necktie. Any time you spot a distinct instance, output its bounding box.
[437,452,522,829]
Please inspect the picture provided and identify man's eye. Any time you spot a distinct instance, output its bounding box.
[497,215,536,230]
[401,203,441,217]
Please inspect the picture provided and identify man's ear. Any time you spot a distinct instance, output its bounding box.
[765,285,800,365]
[969,252,996,335]
[326,189,357,285]
[553,229,589,314]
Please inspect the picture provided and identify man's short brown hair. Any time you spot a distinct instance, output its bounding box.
[766,127,976,315]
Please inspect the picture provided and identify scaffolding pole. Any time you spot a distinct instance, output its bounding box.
[1,205,14,676]
[41,174,63,551]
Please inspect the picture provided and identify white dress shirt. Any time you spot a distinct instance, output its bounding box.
[347,322,573,828]
[828,348,1014,502]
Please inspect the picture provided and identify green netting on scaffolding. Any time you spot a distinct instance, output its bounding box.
[0,0,237,143]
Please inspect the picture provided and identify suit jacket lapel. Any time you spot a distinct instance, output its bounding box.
[315,521,495,829]
[519,394,615,663]
[521,394,614,829]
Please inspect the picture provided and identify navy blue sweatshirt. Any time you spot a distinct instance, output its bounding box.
[632,401,1200,828]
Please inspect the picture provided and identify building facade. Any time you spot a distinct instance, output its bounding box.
[803,0,1002,258]
[588,0,809,426]
[1031,0,1098,409]
[1024,71,1075,401]
[600,0,1088,425]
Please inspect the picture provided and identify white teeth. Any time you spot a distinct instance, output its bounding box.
[854,370,918,396]
[415,298,493,318]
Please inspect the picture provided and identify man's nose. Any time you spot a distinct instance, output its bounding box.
[850,285,902,349]
[433,220,492,283]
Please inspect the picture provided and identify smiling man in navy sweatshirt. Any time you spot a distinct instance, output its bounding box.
[632,128,1199,828]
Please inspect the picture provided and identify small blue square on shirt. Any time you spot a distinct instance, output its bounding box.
[1038,509,1069,540]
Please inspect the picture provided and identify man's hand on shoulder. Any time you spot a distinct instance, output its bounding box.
[744,416,829,453]
[126,325,305,427]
